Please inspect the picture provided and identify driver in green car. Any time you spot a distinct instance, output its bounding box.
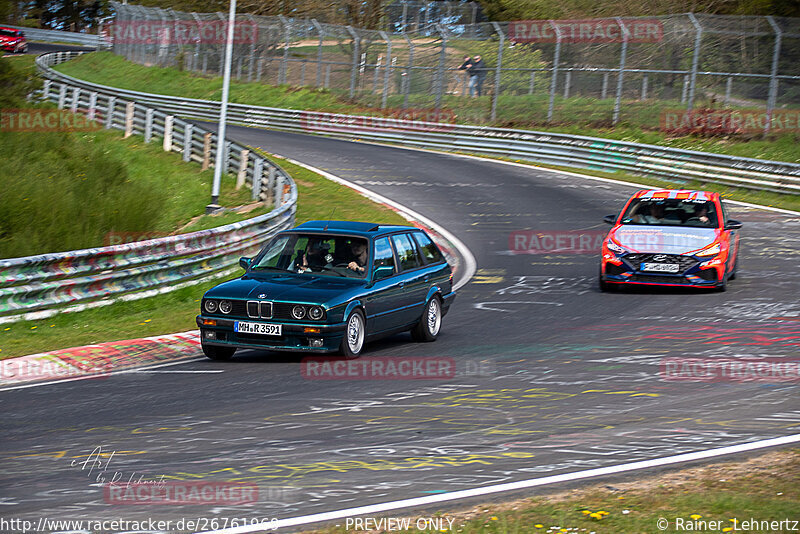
[346,240,368,274]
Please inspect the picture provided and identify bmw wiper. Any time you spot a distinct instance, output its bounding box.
[319,265,348,277]
[251,266,287,271]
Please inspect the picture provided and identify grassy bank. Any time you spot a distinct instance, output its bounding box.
[0,157,407,358]
[53,52,800,164]
[305,449,800,534]
[0,128,262,258]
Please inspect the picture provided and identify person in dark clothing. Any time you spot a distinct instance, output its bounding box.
[458,55,487,97]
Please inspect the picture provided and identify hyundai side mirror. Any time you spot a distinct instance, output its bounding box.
[239,257,252,270]
[603,214,617,225]
[724,220,743,230]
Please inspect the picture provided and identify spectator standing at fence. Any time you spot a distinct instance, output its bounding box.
[458,55,487,97]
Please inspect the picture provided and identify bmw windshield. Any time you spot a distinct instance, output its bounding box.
[620,199,718,228]
[250,233,369,278]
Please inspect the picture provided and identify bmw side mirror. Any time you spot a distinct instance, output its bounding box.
[603,214,617,225]
[372,265,394,282]
[724,220,743,230]
[239,257,252,270]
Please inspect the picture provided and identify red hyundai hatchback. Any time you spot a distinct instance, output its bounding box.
[599,189,742,291]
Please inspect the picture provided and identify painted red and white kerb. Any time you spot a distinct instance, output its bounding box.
[107,20,258,44]
[1,109,104,132]
[301,357,456,380]
[661,358,800,383]
[661,109,800,135]
[0,356,111,382]
[510,230,607,254]
[105,482,259,505]
[300,109,456,135]
[509,19,663,43]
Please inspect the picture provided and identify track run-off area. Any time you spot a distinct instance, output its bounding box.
[3,95,800,531]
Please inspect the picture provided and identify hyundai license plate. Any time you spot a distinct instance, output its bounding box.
[641,263,680,273]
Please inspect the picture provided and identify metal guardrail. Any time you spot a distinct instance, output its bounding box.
[0,51,298,323]
[6,24,108,48]
[38,51,800,194]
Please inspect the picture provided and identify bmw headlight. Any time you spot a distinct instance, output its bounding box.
[606,239,626,254]
[292,305,306,320]
[695,243,721,257]
[219,300,232,314]
[204,299,218,313]
[308,306,324,320]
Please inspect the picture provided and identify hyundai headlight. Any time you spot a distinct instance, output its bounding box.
[606,239,627,254]
[695,243,721,257]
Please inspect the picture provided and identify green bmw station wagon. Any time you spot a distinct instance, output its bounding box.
[197,221,456,359]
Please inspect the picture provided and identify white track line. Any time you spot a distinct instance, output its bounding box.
[281,157,478,290]
[0,357,205,391]
[199,433,800,534]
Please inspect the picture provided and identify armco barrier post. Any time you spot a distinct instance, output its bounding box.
[124,102,135,138]
[237,149,250,189]
[144,108,154,143]
[71,87,80,113]
[202,132,212,170]
[88,92,97,120]
[612,17,630,126]
[105,96,116,129]
[252,158,263,200]
[183,123,193,162]
[58,84,66,109]
[164,115,174,152]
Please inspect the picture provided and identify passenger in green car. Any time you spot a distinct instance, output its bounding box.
[295,239,329,273]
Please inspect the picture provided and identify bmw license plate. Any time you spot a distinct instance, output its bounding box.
[235,321,282,336]
[641,262,680,273]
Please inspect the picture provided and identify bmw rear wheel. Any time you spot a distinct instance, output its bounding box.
[340,309,365,359]
[412,296,442,342]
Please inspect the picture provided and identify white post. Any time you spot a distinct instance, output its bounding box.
[208,0,237,213]
[163,115,174,151]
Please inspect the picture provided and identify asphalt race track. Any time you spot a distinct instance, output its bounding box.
[3,120,800,530]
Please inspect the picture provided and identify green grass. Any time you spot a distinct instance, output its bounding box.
[54,52,800,164]
[306,449,800,534]
[0,127,256,258]
[0,155,407,358]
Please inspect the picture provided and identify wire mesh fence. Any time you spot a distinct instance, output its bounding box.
[108,3,800,135]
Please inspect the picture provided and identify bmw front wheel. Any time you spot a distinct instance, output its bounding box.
[340,309,366,359]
